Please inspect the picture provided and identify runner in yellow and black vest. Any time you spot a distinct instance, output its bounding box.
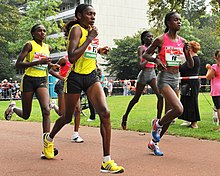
[4,24,58,159]
[44,4,124,174]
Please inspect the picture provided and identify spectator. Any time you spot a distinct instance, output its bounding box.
[206,49,220,131]
[178,41,201,129]
[108,79,113,97]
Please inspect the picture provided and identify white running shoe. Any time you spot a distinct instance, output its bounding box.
[49,99,56,109]
[180,121,191,126]
[71,135,84,143]
[87,118,95,122]
[4,101,16,120]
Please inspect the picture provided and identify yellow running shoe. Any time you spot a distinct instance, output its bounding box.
[100,160,124,174]
[42,133,54,159]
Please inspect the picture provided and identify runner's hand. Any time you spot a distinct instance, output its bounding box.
[39,57,52,64]
[206,64,211,70]
[155,59,166,71]
[88,26,98,41]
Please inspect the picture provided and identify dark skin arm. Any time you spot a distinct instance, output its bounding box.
[137,46,147,70]
[49,57,66,80]
[182,39,194,68]
[142,36,166,70]
[68,25,98,64]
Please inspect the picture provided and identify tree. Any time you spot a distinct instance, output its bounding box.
[8,0,65,55]
[147,0,185,31]
[147,0,207,31]
[0,2,22,80]
[181,0,206,26]
[105,32,141,80]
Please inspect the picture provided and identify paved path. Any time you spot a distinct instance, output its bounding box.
[0,120,220,176]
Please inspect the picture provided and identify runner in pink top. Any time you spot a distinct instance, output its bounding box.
[142,12,194,156]
[121,31,163,130]
[206,49,220,130]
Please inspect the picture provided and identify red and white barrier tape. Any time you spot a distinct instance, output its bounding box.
[179,76,206,80]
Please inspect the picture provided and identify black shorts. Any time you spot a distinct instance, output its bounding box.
[212,96,220,109]
[64,70,99,94]
[21,75,47,92]
[54,80,64,94]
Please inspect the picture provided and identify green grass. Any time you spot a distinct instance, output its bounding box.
[1,93,219,141]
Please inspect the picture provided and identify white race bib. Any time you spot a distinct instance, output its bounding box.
[32,53,48,70]
[165,46,185,66]
[84,38,99,60]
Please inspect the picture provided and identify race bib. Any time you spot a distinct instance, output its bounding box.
[32,53,48,70]
[165,46,185,66]
[84,38,99,60]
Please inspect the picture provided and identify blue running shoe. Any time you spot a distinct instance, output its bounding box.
[148,141,164,156]
[151,119,162,142]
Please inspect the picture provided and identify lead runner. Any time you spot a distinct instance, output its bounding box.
[142,11,194,156]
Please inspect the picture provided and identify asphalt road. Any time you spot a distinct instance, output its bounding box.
[1,120,220,176]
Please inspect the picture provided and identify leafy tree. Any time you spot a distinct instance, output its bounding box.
[105,32,141,80]
[0,2,22,80]
[8,0,65,56]
[181,0,206,26]
[193,26,220,75]
[0,0,65,81]
[147,0,207,31]
[209,1,220,38]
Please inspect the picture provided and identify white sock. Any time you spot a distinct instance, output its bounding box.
[46,134,53,142]
[11,106,15,112]
[103,155,111,163]
[73,131,79,136]
[156,120,163,127]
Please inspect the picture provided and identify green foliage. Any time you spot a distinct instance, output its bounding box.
[147,0,207,32]
[0,0,26,5]
[178,18,199,42]
[147,0,185,31]
[0,3,20,80]
[193,26,220,75]
[181,0,206,26]
[105,32,141,79]
[8,0,65,55]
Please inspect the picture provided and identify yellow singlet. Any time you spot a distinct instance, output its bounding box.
[24,40,50,77]
[67,24,98,74]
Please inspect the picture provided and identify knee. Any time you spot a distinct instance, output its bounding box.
[42,106,50,117]
[99,108,110,120]
[174,105,183,116]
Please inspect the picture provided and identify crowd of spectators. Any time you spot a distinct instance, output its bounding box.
[0,78,21,100]
[0,77,152,100]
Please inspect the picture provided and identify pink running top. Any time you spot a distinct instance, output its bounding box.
[141,45,155,68]
[210,64,220,96]
[59,55,71,78]
[158,33,184,68]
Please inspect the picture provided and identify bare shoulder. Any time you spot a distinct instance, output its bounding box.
[180,36,187,44]
[22,42,32,52]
